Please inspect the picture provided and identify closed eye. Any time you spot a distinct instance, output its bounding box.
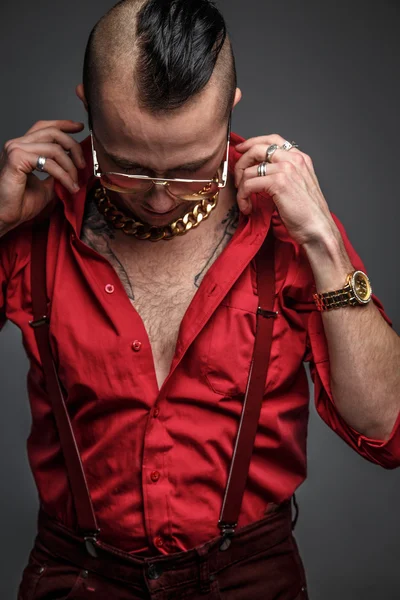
[119,167,204,179]
[120,167,149,175]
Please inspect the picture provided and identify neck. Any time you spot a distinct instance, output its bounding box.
[108,173,239,254]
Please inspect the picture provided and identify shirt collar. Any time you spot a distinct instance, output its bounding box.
[54,131,273,238]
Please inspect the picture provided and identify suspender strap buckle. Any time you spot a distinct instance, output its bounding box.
[218,521,237,552]
[29,315,49,328]
[257,307,279,318]
[83,529,101,558]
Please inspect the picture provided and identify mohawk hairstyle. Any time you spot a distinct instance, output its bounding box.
[83,0,237,129]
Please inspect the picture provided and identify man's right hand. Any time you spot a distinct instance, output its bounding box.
[0,120,86,236]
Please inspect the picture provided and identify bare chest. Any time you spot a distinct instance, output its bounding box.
[126,264,203,391]
[80,200,239,391]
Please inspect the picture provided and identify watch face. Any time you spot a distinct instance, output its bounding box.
[352,271,372,303]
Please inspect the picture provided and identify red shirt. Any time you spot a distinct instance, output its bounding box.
[1,132,399,556]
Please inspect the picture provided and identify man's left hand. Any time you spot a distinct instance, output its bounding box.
[234,134,340,247]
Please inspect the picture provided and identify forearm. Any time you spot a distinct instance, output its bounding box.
[303,234,400,441]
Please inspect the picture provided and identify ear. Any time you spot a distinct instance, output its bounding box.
[75,83,88,112]
[233,87,242,109]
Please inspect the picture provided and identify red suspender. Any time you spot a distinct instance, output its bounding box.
[29,217,277,556]
[218,225,278,548]
[29,218,100,557]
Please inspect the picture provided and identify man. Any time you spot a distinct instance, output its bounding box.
[0,0,399,598]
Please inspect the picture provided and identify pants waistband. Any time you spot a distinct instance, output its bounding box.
[36,500,294,591]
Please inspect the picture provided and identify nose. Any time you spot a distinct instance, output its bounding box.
[145,184,178,213]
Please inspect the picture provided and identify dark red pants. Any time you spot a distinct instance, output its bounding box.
[18,499,309,599]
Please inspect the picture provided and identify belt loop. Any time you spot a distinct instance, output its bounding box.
[291,493,299,531]
[195,547,212,593]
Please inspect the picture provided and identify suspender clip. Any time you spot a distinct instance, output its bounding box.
[29,315,49,328]
[257,308,279,318]
[218,522,237,552]
[84,530,101,558]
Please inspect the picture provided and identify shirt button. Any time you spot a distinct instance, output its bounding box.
[151,471,160,482]
[153,407,160,418]
[132,340,142,352]
[105,284,115,294]
[154,536,164,548]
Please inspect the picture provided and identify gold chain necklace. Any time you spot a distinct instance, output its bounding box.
[93,185,219,242]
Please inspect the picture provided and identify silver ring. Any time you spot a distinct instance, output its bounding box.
[266,144,279,163]
[257,162,268,177]
[36,156,47,172]
[281,140,299,151]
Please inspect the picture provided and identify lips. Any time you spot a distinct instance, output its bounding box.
[144,206,177,215]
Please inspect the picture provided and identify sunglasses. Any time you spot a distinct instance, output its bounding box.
[90,113,231,202]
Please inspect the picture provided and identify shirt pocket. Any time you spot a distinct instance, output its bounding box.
[202,290,260,397]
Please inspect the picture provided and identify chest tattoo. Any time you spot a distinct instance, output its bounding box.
[80,192,135,301]
[80,191,240,300]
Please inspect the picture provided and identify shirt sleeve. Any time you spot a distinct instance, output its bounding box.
[0,241,9,331]
[284,211,400,470]
[0,222,32,332]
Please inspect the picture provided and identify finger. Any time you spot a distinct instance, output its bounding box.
[15,141,80,184]
[18,127,86,170]
[266,147,320,189]
[236,163,281,214]
[25,120,84,136]
[235,145,311,190]
[235,143,291,187]
[236,136,318,188]
[235,144,268,186]
[34,156,80,194]
[235,134,283,153]
[241,163,285,184]
[7,149,80,194]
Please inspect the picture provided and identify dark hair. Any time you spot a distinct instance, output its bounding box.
[83,0,237,129]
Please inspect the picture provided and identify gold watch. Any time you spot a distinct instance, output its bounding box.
[313,270,372,312]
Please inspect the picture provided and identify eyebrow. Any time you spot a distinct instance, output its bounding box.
[103,144,223,174]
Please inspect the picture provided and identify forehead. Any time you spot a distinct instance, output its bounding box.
[94,84,224,166]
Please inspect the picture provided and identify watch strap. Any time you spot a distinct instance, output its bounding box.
[313,282,357,311]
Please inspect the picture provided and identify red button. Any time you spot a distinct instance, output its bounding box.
[132,340,142,352]
[154,536,164,548]
[151,471,160,482]
[153,407,160,418]
[105,284,115,294]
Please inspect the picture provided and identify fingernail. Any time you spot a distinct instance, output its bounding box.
[73,183,80,191]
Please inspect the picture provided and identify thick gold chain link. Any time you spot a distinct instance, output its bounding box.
[93,185,219,241]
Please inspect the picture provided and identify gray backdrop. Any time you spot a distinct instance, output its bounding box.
[0,1,399,598]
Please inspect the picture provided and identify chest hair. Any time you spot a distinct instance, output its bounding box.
[80,191,239,387]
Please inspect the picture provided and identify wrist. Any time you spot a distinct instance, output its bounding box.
[303,234,354,293]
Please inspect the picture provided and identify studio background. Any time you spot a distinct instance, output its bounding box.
[0,1,399,598]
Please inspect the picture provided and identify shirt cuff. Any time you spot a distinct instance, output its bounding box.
[307,295,400,469]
